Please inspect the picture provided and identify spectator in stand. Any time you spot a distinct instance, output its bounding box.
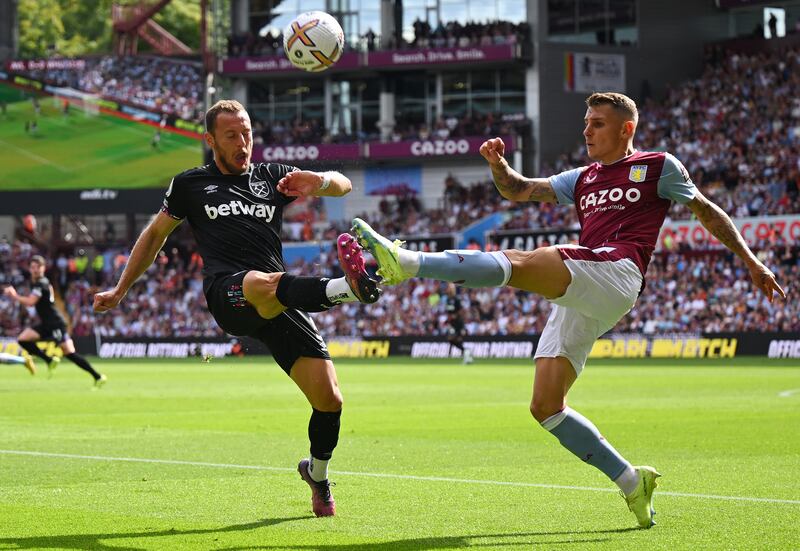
[1,240,797,344]
[249,111,530,147]
[227,18,529,59]
[20,56,204,123]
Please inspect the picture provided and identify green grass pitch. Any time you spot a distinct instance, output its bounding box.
[0,84,202,190]
[1,357,799,549]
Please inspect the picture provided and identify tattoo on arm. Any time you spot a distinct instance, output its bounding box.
[527,181,557,203]
[490,163,525,196]
[690,195,755,262]
[490,161,556,202]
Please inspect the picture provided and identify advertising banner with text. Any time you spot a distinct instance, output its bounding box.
[250,136,514,163]
[394,234,456,252]
[365,44,519,68]
[221,52,360,74]
[657,214,800,250]
[68,334,800,359]
[251,143,361,163]
[221,45,521,75]
[367,135,514,160]
[486,228,581,250]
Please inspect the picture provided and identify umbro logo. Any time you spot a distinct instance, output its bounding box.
[204,185,218,194]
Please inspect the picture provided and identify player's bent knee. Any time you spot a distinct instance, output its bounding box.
[243,271,285,319]
[243,271,283,299]
[314,389,343,412]
[530,397,564,423]
[505,247,570,299]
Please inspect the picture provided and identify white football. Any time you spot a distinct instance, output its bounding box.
[283,11,345,72]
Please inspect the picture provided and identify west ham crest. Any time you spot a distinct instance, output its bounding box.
[628,165,648,183]
[249,179,271,199]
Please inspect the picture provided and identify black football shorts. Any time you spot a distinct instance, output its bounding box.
[33,323,69,343]
[205,271,330,374]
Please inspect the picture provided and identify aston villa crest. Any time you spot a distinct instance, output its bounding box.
[628,165,648,183]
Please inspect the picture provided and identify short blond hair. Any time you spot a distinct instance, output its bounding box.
[205,99,246,134]
[586,92,638,124]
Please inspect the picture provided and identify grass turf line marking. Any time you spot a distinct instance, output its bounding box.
[2,449,799,506]
[0,138,68,172]
[778,389,800,398]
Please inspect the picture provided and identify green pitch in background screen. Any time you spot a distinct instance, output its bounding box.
[0,84,202,190]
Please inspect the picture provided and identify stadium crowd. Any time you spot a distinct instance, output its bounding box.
[1,230,797,341]
[307,241,799,337]
[272,44,800,239]
[252,112,530,146]
[18,55,204,122]
[227,18,529,58]
[2,42,798,341]
[543,46,800,222]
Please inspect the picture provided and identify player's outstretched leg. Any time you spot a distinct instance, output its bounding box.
[19,340,52,367]
[23,355,36,375]
[47,355,60,378]
[622,466,661,528]
[297,458,336,517]
[350,218,412,284]
[350,218,511,287]
[93,373,108,389]
[336,233,381,303]
[0,352,36,375]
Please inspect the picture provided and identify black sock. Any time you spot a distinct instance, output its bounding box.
[19,341,51,362]
[449,338,464,351]
[308,408,341,461]
[66,353,101,380]
[276,274,333,312]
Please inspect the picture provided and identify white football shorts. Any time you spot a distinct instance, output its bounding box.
[534,246,643,375]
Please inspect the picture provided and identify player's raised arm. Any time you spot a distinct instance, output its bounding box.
[480,137,557,203]
[277,170,352,198]
[93,212,182,312]
[687,190,786,303]
[2,285,39,307]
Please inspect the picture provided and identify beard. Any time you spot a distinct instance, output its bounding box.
[214,146,249,175]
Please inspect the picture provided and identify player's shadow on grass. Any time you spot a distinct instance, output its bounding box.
[218,527,641,551]
[0,515,309,551]
[1,519,639,550]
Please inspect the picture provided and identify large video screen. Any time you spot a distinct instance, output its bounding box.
[0,84,203,190]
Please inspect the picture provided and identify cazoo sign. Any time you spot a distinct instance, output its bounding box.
[251,136,517,162]
[254,144,360,162]
[368,135,515,159]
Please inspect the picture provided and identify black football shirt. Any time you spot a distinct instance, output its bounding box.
[161,162,297,280]
[31,276,67,327]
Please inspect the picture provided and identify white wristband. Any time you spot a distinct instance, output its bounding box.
[319,172,331,191]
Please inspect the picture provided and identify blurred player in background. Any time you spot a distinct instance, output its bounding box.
[349,92,786,528]
[0,350,33,372]
[94,99,380,518]
[444,283,473,364]
[151,129,161,149]
[4,255,106,386]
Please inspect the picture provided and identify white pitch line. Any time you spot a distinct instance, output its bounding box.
[0,138,68,172]
[2,449,799,506]
[778,389,800,398]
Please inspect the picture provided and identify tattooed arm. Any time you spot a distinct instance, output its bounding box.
[479,137,557,203]
[687,190,786,303]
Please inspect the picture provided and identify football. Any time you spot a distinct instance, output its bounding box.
[283,11,345,72]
